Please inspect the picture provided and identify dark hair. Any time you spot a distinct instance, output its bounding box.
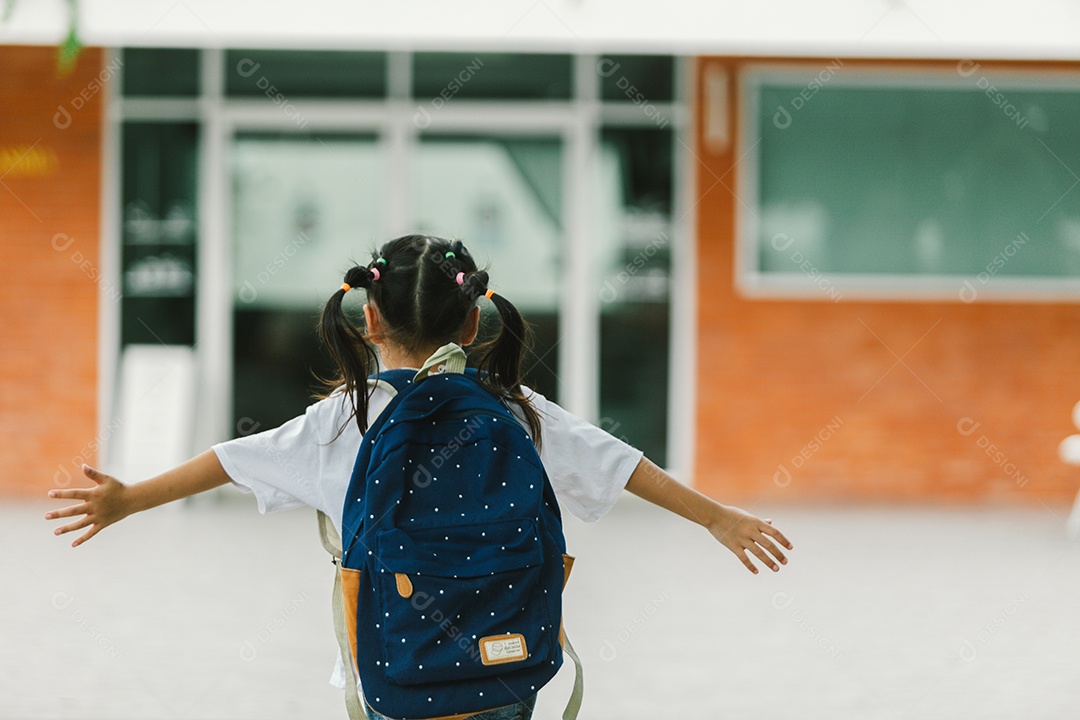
[318,234,542,444]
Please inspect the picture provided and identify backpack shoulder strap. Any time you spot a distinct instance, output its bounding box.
[316,510,365,720]
[316,509,342,559]
[316,370,415,720]
[371,368,415,394]
[319,364,442,719]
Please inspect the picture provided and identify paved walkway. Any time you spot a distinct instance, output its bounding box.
[3,492,1078,719]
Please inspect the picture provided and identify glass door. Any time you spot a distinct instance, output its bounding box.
[410,134,564,401]
[230,133,385,430]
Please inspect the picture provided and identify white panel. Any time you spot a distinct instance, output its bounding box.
[5,1,1080,59]
[703,62,729,154]
[115,345,197,481]
[668,56,698,483]
[196,48,231,449]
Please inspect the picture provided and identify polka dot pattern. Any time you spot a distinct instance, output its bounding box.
[340,368,567,719]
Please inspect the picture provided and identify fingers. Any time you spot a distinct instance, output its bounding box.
[754,534,787,566]
[733,548,759,575]
[761,523,794,550]
[48,488,90,501]
[82,464,110,485]
[745,542,780,572]
[72,525,102,548]
[44,503,89,520]
[54,517,93,537]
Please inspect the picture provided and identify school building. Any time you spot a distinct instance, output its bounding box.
[3,4,1080,506]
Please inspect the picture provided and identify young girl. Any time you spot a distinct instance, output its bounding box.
[46,235,792,720]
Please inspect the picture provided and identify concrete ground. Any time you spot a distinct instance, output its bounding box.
[3,491,1079,720]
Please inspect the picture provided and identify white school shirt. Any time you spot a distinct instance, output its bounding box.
[211,377,643,688]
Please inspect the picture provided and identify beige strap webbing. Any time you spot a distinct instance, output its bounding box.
[412,342,468,382]
[318,510,364,720]
[318,376,404,720]
[562,631,585,720]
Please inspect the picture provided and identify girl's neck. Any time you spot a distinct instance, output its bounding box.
[379,343,441,371]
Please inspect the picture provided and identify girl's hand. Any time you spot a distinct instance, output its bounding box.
[706,504,793,574]
[45,465,133,547]
[623,458,795,575]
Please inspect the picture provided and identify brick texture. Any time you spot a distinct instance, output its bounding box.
[1,47,103,496]
[694,57,1080,506]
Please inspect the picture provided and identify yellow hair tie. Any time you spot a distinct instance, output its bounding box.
[341,282,351,293]
[484,289,495,300]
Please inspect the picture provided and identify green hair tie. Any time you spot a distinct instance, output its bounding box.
[444,251,456,259]
[375,257,387,266]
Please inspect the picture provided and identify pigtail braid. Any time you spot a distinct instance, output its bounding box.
[472,285,543,446]
[317,264,381,435]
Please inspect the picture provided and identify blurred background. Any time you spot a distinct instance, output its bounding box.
[3,1,1080,718]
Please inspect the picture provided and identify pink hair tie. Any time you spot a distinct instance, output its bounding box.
[455,272,465,285]
[370,267,381,281]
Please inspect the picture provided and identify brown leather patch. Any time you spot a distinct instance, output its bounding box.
[395,572,413,598]
[559,554,575,647]
[340,567,362,671]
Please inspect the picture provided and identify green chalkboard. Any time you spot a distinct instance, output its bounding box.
[745,70,1080,288]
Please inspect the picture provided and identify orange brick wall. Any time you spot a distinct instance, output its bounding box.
[694,57,1080,505]
[1,46,103,496]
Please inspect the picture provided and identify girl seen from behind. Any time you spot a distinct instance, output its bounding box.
[47,234,792,720]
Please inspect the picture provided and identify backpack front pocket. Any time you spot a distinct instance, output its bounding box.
[373,519,556,686]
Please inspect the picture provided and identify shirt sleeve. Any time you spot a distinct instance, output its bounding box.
[522,388,644,523]
[211,390,361,517]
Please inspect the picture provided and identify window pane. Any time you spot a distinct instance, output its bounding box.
[411,135,563,400]
[231,134,385,432]
[122,48,200,97]
[413,53,571,101]
[595,128,673,465]
[225,50,386,98]
[752,75,1080,284]
[120,122,198,345]
[599,55,674,103]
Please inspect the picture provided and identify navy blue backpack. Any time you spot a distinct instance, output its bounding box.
[334,364,583,720]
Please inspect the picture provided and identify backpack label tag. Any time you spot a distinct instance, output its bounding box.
[479,633,528,666]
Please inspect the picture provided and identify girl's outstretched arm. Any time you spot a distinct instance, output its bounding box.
[624,457,793,574]
[45,450,232,547]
